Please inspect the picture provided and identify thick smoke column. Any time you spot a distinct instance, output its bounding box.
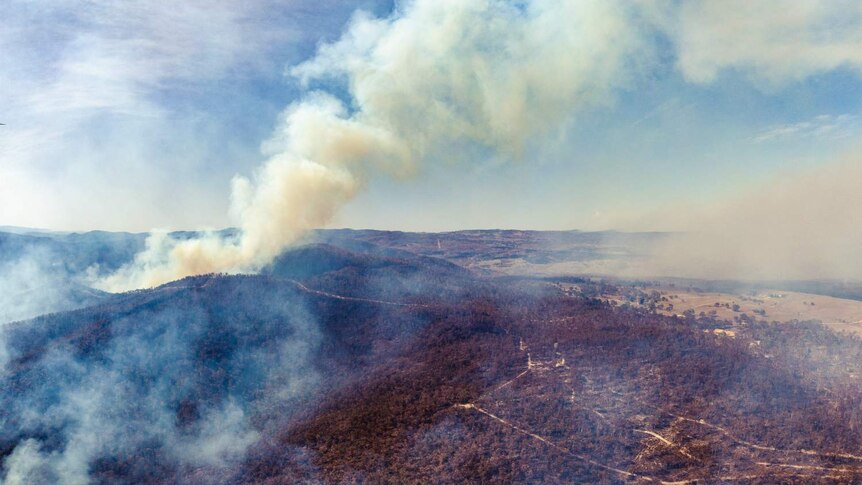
[100,0,647,291]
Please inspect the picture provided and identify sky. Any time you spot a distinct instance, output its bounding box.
[1,0,861,234]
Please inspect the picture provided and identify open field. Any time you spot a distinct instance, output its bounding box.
[560,282,862,335]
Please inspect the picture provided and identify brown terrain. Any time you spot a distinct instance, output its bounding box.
[561,283,862,336]
[322,229,862,331]
[241,269,862,484]
[5,233,862,483]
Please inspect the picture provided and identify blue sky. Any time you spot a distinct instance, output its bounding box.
[340,66,862,231]
[1,0,861,233]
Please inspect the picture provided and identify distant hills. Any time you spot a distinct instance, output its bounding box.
[0,226,663,277]
[0,227,658,323]
[3,227,862,326]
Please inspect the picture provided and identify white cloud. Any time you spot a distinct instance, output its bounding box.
[650,0,862,85]
[753,113,860,143]
[3,1,296,117]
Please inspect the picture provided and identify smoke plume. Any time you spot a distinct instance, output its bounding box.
[97,0,862,291]
[99,0,649,291]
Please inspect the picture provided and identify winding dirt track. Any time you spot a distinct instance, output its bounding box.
[286,279,432,308]
[157,275,432,308]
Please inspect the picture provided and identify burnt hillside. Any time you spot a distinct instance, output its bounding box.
[241,292,862,484]
[3,244,862,483]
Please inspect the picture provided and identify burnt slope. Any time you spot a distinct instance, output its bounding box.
[0,245,469,484]
[4,244,862,483]
[241,291,862,484]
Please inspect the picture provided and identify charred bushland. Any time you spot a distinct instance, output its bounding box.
[3,245,862,483]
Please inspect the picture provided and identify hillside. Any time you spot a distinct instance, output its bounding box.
[4,243,862,483]
[242,289,862,484]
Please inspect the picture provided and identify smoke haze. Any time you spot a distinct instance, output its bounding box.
[606,155,862,281]
[0,276,322,484]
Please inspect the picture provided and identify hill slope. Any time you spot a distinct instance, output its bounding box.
[3,244,862,483]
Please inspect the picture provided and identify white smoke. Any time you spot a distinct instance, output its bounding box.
[99,0,649,291]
